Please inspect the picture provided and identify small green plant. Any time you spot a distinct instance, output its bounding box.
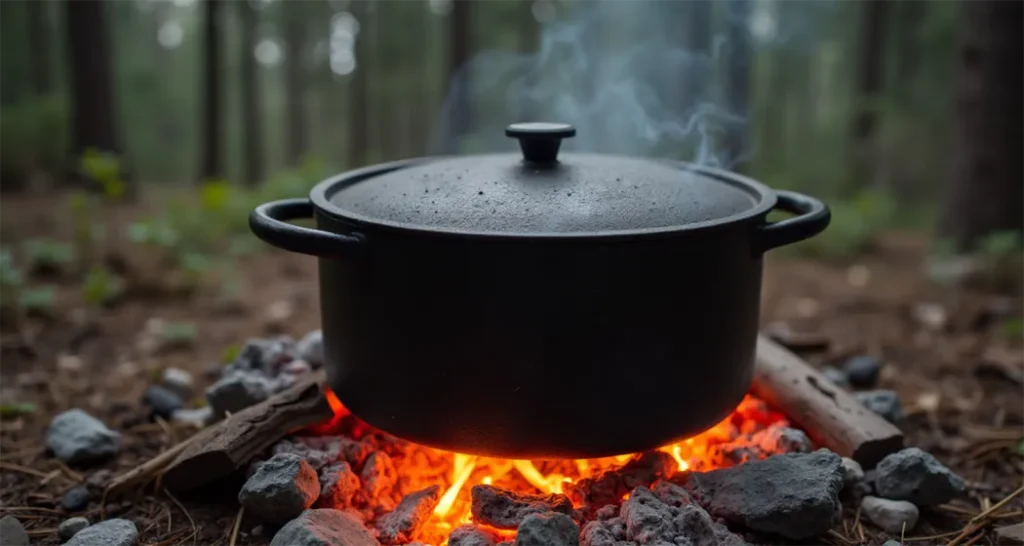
[18,286,56,316]
[160,321,198,346]
[23,239,76,274]
[0,249,24,311]
[79,148,126,199]
[1003,317,1024,340]
[221,344,241,363]
[0,402,37,419]
[82,266,124,306]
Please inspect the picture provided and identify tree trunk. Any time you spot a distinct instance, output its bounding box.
[65,0,125,184]
[937,0,1023,251]
[850,0,889,186]
[349,0,370,167]
[444,0,472,153]
[239,0,264,186]
[284,5,307,167]
[724,0,751,170]
[200,0,223,182]
[892,0,926,92]
[26,0,53,96]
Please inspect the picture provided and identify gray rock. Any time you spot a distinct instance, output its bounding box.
[239,453,320,524]
[841,457,865,487]
[881,541,902,546]
[617,483,747,546]
[231,337,299,375]
[874,448,965,506]
[315,462,361,509]
[297,330,324,368]
[685,448,844,540]
[854,390,904,424]
[65,518,138,546]
[270,509,379,546]
[861,496,919,533]
[0,515,29,546]
[274,436,344,472]
[471,484,574,530]
[514,512,579,546]
[822,366,851,388]
[142,385,184,419]
[449,524,500,546]
[377,485,441,544]
[58,517,91,542]
[753,426,812,454]
[361,452,398,505]
[61,486,92,512]
[843,355,882,388]
[46,409,121,464]
[160,367,194,399]
[170,406,213,428]
[206,371,275,417]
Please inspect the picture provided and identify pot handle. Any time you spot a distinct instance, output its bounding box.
[756,191,831,253]
[249,198,365,258]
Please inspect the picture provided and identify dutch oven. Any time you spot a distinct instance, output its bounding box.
[250,122,830,459]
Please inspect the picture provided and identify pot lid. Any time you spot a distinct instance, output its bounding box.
[321,122,771,236]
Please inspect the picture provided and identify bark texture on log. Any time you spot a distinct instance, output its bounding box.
[752,335,903,467]
[164,375,333,490]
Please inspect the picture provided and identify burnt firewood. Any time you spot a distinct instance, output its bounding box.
[448,523,501,546]
[360,451,398,510]
[470,484,574,530]
[376,485,441,544]
[315,461,361,509]
[566,451,674,515]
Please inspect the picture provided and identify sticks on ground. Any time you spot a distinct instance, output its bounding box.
[752,335,904,467]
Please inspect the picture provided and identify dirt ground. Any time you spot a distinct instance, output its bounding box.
[0,192,1021,546]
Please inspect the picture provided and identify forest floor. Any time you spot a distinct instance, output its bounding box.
[0,191,1021,546]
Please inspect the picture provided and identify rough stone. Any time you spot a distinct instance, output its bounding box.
[231,337,299,375]
[471,484,574,530]
[58,517,91,542]
[449,524,500,546]
[881,541,902,546]
[65,518,138,546]
[861,496,919,533]
[142,385,184,420]
[274,436,346,472]
[377,485,441,544]
[297,330,324,368]
[843,355,882,388]
[360,452,399,509]
[514,512,579,546]
[841,457,865,488]
[206,372,275,417]
[874,448,965,506]
[61,486,92,512]
[270,509,379,546]
[854,390,904,424]
[994,523,1024,545]
[46,409,121,465]
[684,448,844,540]
[0,515,29,546]
[752,426,813,454]
[160,367,195,399]
[315,462,361,509]
[568,451,675,514]
[238,453,320,524]
[822,366,851,388]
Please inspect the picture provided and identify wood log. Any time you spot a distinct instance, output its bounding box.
[163,374,333,491]
[752,335,904,467]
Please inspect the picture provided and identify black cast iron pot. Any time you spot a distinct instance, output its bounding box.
[250,122,830,459]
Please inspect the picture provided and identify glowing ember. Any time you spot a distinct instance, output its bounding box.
[312,387,792,545]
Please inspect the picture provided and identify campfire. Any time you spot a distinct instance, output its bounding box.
[268,387,799,545]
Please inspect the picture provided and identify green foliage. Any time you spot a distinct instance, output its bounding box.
[0,402,37,419]
[79,149,126,199]
[0,94,68,187]
[1002,317,1024,340]
[18,286,56,316]
[65,191,106,263]
[82,266,125,306]
[160,321,198,345]
[0,250,24,291]
[221,344,241,363]
[23,239,76,273]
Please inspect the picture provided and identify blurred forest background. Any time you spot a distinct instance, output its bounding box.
[0,0,1021,315]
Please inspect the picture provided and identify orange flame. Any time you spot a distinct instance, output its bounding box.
[316,389,789,545]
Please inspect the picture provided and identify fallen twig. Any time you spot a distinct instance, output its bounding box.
[0,461,51,479]
[945,485,1024,546]
[228,506,244,546]
[104,432,200,501]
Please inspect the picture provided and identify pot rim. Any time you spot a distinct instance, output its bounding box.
[309,155,779,240]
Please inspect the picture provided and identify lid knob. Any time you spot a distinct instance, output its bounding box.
[506,122,576,165]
